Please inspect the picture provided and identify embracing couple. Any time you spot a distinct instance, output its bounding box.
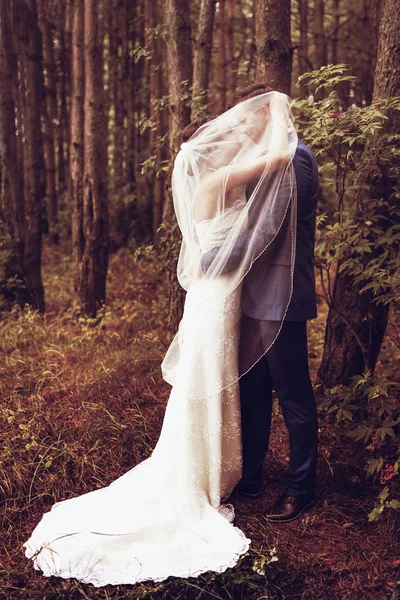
[24,83,319,587]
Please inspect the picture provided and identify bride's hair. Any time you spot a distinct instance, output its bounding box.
[182,114,219,144]
[230,82,274,107]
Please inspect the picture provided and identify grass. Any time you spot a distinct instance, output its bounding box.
[0,244,399,600]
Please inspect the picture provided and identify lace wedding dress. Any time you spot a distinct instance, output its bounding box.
[23,200,251,587]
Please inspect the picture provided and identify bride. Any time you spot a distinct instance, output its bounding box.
[23,92,298,587]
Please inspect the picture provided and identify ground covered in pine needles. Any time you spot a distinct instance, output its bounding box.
[1,246,399,600]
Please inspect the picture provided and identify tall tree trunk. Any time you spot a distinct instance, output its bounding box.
[164,0,193,156]
[297,0,309,97]
[131,0,150,239]
[226,0,236,105]
[163,0,193,332]
[147,0,165,246]
[359,0,378,105]
[0,0,30,307]
[318,0,400,387]
[71,0,85,292]
[248,0,257,80]
[192,0,216,118]
[37,0,58,243]
[255,0,292,94]
[16,0,46,313]
[79,0,110,316]
[312,0,327,69]
[330,0,340,65]
[57,0,71,193]
[111,0,124,187]
[126,5,136,195]
[218,0,227,112]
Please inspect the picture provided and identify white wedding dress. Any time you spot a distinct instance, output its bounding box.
[24,200,251,587]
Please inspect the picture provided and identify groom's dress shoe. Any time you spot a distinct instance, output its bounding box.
[265,492,315,522]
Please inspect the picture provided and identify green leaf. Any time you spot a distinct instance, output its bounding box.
[379,486,389,503]
[366,458,384,476]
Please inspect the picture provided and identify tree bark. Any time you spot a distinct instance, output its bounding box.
[15,0,46,313]
[218,0,227,112]
[330,0,340,65]
[318,0,400,387]
[71,0,85,293]
[0,0,30,308]
[226,0,236,105]
[312,0,327,69]
[297,0,309,97]
[37,0,58,243]
[164,0,193,156]
[146,0,166,246]
[110,0,124,187]
[59,0,73,193]
[56,0,68,193]
[163,0,193,332]
[255,0,292,94]
[126,3,137,194]
[192,0,217,118]
[78,0,110,317]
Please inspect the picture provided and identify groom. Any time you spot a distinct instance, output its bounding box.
[231,83,319,523]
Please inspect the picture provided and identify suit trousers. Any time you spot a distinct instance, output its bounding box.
[239,320,318,498]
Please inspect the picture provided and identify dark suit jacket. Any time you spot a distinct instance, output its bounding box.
[285,139,318,321]
[200,139,319,321]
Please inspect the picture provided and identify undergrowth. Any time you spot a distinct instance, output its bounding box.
[0,246,399,600]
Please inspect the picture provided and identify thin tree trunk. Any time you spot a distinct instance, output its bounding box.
[0,0,30,307]
[57,1,67,193]
[120,0,130,188]
[255,0,292,94]
[38,0,58,243]
[297,0,309,97]
[79,0,110,316]
[63,0,74,188]
[147,0,165,246]
[226,0,236,104]
[16,0,46,313]
[192,0,217,118]
[163,0,193,332]
[248,0,257,80]
[218,0,227,112]
[164,0,193,157]
[71,0,85,292]
[330,0,340,65]
[126,7,136,194]
[318,0,400,387]
[111,0,124,186]
[313,0,327,69]
[131,0,149,236]
[360,0,378,105]
[135,1,147,175]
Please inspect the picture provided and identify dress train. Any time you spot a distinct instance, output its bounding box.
[23,273,250,587]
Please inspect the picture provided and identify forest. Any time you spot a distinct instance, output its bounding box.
[0,0,399,598]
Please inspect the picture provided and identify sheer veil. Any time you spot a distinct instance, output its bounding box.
[161,91,298,398]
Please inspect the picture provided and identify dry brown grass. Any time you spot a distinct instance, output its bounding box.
[0,245,398,600]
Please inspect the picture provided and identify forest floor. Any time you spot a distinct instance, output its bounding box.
[0,245,399,600]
